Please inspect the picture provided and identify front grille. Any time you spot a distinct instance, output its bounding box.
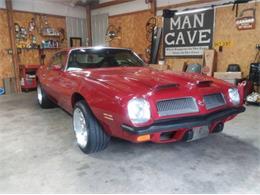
[157,97,199,117]
[203,93,226,110]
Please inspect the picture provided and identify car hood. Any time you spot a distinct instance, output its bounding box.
[73,67,228,95]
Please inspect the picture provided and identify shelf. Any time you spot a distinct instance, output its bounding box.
[41,47,61,50]
[17,48,38,50]
[17,47,60,50]
[41,34,60,37]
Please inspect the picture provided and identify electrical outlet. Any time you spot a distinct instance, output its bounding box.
[6,49,13,55]
[256,44,260,50]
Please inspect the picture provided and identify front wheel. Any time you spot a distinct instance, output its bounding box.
[73,100,110,154]
[37,83,55,108]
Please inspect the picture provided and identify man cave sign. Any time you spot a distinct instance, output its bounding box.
[164,9,214,56]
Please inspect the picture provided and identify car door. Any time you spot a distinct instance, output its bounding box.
[44,52,63,103]
[54,51,79,112]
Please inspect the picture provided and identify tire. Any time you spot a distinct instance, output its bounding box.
[37,83,55,108]
[73,100,110,154]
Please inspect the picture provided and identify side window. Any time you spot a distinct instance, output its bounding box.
[49,53,61,68]
[49,52,67,70]
[60,52,68,70]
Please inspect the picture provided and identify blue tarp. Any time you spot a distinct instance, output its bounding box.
[0,88,4,95]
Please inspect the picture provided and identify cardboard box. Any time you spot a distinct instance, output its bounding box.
[149,64,169,71]
[214,72,243,80]
[203,49,217,76]
[3,78,16,94]
[223,79,237,84]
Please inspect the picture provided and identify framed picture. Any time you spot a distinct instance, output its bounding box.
[70,37,82,47]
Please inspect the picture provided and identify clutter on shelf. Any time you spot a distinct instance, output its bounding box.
[41,40,59,49]
[14,15,62,50]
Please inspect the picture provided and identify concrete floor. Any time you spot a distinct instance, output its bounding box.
[0,92,260,193]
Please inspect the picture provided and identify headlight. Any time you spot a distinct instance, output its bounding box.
[228,88,240,105]
[127,98,151,124]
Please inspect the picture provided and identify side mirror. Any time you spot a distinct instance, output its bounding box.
[52,64,62,71]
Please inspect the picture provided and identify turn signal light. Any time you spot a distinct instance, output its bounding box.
[137,134,150,142]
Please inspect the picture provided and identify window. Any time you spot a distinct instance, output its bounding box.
[60,52,68,69]
[50,54,61,67]
[67,49,144,70]
[49,51,67,70]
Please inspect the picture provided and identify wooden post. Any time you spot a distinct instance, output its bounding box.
[86,5,92,46]
[151,0,157,16]
[5,0,21,93]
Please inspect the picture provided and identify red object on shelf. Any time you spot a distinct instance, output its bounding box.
[19,64,40,91]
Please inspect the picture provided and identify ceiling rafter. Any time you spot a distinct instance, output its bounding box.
[90,0,135,9]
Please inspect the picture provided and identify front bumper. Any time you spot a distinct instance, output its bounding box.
[121,107,245,135]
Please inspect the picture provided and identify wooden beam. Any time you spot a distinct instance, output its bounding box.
[91,0,135,9]
[86,5,92,46]
[93,0,219,17]
[0,8,66,19]
[150,0,157,16]
[157,0,221,11]
[109,9,150,18]
[5,0,21,93]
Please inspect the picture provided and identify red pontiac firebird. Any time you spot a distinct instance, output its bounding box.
[36,47,245,154]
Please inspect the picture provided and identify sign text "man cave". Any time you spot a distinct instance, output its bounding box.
[164,9,214,56]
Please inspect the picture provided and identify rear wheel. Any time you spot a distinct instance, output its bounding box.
[37,83,55,108]
[73,100,110,154]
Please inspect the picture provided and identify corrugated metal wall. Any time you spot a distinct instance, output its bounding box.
[66,17,87,47]
[91,13,108,46]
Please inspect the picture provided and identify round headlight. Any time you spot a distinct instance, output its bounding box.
[228,88,240,105]
[127,98,151,124]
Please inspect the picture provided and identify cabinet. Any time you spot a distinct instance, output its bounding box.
[19,64,40,91]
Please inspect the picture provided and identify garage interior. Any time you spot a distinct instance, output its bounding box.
[0,0,260,193]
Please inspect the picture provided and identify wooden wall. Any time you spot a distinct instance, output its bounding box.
[0,10,12,88]
[108,10,153,57]
[168,2,260,74]
[108,2,260,75]
[0,9,67,88]
[213,3,259,74]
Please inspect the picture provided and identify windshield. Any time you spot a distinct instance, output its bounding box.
[67,48,145,70]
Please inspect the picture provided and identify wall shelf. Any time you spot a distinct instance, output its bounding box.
[17,47,60,50]
[41,34,60,38]
[41,47,61,50]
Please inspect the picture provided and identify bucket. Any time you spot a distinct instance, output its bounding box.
[0,88,4,96]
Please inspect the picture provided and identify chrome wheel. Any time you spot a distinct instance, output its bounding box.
[73,108,88,148]
[37,85,42,105]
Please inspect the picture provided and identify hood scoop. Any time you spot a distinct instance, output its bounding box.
[196,80,213,87]
[153,83,180,92]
